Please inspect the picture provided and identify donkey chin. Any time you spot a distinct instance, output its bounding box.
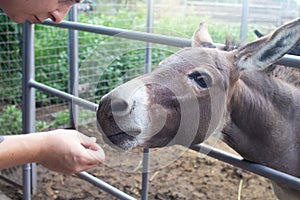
[96,121,140,151]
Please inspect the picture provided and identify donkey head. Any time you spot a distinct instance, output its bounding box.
[96,18,300,151]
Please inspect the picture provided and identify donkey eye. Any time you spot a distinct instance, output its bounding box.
[188,71,212,88]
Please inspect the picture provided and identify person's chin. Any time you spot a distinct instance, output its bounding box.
[10,16,26,24]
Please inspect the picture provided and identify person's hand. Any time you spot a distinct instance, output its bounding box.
[35,129,105,174]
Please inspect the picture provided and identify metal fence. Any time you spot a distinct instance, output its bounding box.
[22,18,300,200]
[1,0,300,199]
[186,0,298,25]
[24,2,300,200]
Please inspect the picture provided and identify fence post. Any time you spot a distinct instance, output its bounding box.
[142,0,154,199]
[22,20,36,200]
[68,6,79,128]
[240,0,249,43]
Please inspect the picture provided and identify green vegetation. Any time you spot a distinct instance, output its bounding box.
[0,105,23,135]
[0,105,91,135]
[0,11,22,104]
[0,105,49,135]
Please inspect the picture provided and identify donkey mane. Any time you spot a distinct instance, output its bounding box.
[263,65,300,87]
[223,36,240,51]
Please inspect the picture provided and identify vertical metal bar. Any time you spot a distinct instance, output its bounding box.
[68,6,79,128]
[142,1,154,200]
[278,1,283,26]
[145,0,154,74]
[240,0,249,43]
[22,21,36,200]
[141,148,150,200]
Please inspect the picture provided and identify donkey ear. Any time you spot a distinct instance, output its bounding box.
[192,22,216,48]
[236,18,300,71]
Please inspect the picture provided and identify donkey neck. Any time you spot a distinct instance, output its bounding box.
[223,69,300,176]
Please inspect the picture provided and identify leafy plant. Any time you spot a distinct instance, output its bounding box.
[0,105,88,134]
[0,105,22,135]
[0,105,62,135]
[51,111,70,128]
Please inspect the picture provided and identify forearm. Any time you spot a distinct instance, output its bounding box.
[0,134,42,169]
[0,130,104,174]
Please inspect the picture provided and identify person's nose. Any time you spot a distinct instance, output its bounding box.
[49,7,71,23]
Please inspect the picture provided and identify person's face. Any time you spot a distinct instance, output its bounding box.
[1,0,80,24]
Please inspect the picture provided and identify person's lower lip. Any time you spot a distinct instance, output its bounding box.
[32,16,41,24]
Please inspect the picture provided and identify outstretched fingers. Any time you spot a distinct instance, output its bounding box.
[78,133,105,164]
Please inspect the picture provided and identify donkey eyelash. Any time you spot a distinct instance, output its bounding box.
[58,0,83,3]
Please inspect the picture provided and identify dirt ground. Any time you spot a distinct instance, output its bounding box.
[0,125,277,200]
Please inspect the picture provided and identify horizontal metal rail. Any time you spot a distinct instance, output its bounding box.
[77,172,137,200]
[276,54,300,69]
[40,20,300,69]
[29,79,98,112]
[190,144,300,191]
[41,20,191,48]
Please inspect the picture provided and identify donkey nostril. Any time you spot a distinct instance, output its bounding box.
[111,99,129,113]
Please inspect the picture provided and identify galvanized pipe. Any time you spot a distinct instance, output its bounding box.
[29,80,98,112]
[190,144,300,191]
[141,1,154,199]
[68,6,79,128]
[144,0,154,74]
[76,172,137,200]
[240,0,249,42]
[40,20,300,69]
[22,21,36,200]
[276,54,300,69]
[141,148,150,200]
[41,20,191,48]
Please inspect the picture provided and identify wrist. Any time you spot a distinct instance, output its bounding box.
[30,132,50,164]
[0,134,43,168]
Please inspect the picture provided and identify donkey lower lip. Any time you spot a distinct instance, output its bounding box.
[107,131,140,150]
[108,130,140,139]
[108,132,132,141]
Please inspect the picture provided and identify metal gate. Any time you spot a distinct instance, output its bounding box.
[21,1,300,200]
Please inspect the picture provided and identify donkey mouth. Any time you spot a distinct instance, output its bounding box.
[106,131,140,151]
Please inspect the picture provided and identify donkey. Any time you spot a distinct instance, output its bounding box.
[96,18,300,199]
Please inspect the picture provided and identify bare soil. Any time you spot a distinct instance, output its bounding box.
[0,125,277,200]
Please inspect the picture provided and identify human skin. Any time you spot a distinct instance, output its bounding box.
[0,0,80,23]
[0,130,105,174]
